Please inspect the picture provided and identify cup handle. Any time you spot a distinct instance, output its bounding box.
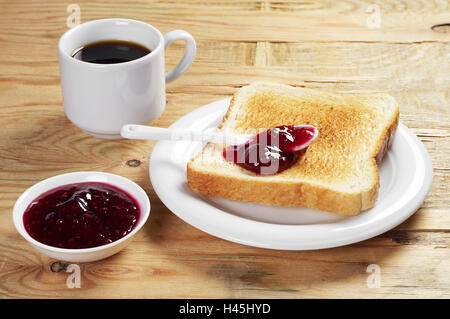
[163,30,196,83]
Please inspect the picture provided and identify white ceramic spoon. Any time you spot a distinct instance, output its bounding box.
[120,124,253,145]
[121,124,319,152]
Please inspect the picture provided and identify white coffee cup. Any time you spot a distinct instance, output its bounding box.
[58,18,196,139]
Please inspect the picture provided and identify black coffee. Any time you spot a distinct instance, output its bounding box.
[71,40,151,64]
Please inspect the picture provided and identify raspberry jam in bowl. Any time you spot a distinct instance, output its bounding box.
[13,172,150,263]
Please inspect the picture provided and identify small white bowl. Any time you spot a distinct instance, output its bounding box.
[13,171,150,263]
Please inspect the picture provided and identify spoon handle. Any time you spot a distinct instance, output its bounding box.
[120,124,250,145]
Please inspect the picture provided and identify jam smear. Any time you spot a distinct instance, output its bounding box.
[223,125,317,175]
[23,182,140,249]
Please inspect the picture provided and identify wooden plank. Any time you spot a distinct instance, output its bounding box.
[1,41,449,92]
[1,221,450,298]
[0,0,449,44]
[0,91,447,231]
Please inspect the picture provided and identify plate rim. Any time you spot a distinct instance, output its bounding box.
[149,98,433,250]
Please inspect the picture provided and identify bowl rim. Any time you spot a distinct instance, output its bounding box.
[12,171,151,254]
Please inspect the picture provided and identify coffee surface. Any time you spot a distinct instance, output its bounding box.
[72,40,151,64]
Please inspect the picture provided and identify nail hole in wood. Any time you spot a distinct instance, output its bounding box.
[126,159,141,167]
[50,261,68,272]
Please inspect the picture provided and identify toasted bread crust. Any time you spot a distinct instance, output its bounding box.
[187,83,399,215]
[187,165,364,214]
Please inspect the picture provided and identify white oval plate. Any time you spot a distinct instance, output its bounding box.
[150,98,433,250]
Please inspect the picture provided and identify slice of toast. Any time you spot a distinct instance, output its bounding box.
[187,82,399,215]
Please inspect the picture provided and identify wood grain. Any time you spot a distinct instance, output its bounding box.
[0,0,449,298]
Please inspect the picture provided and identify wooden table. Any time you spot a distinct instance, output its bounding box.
[0,0,449,299]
